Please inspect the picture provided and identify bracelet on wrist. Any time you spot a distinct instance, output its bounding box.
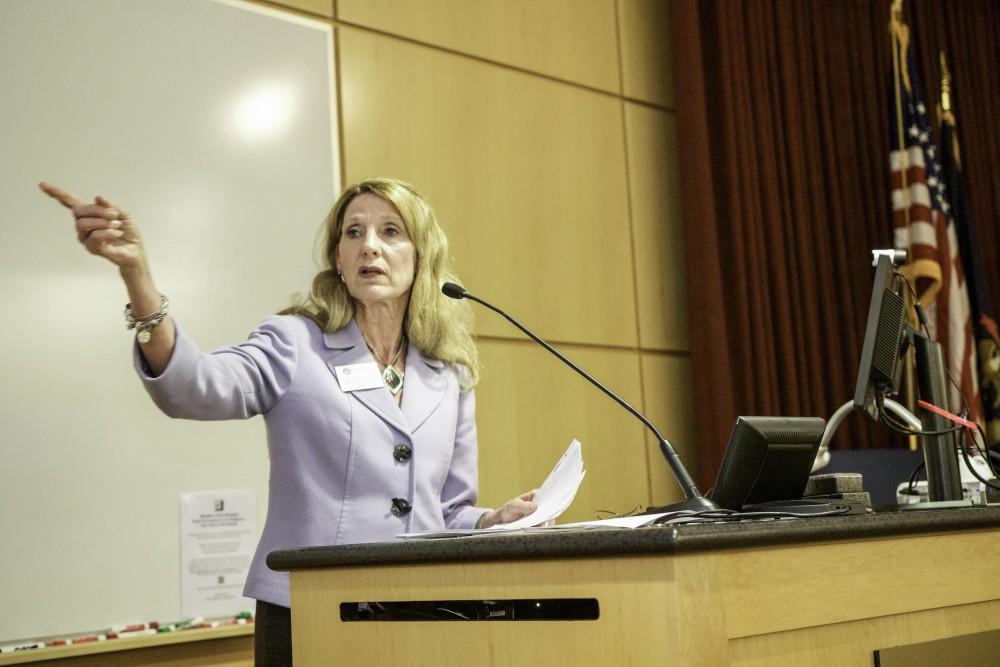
[125,294,169,344]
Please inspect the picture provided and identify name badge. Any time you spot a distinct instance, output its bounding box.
[334,362,384,392]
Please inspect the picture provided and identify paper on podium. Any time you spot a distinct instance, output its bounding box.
[399,439,585,539]
[487,439,585,530]
[551,513,667,529]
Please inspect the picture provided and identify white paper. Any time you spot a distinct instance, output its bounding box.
[179,490,256,618]
[550,512,668,529]
[487,439,585,530]
[400,439,585,539]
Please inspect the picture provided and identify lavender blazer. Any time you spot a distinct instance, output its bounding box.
[136,315,485,607]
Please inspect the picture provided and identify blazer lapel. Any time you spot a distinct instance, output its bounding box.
[323,320,412,437]
[401,343,447,433]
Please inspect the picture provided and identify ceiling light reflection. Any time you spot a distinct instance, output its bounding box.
[233,83,295,141]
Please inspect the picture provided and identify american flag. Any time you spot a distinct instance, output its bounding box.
[888,29,981,424]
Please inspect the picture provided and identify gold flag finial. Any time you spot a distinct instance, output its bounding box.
[938,51,961,167]
[889,0,911,92]
[891,0,904,22]
[940,51,952,113]
[889,0,905,36]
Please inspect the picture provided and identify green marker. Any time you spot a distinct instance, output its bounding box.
[157,616,204,633]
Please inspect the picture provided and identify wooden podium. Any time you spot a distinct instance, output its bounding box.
[269,507,1000,666]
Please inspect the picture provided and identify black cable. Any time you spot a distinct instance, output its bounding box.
[889,269,970,435]
[879,414,964,438]
[942,374,1000,482]
[907,460,925,494]
[898,270,996,453]
[877,394,990,495]
[894,270,931,337]
[594,507,642,520]
[709,508,851,520]
[887,270,1000,491]
[876,394,964,436]
[958,428,1000,491]
[981,425,1000,478]
[958,399,997,474]
[876,398,918,432]
[894,413,1000,492]
[927,350,1000,482]
[649,505,852,526]
[876,391,963,435]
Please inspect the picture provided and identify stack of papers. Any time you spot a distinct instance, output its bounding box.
[490,439,585,530]
[550,513,668,529]
[399,439,585,539]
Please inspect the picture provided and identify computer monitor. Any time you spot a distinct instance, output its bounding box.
[710,416,827,510]
[849,251,964,502]
[853,253,909,420]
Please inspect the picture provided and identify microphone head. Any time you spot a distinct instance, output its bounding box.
[441,282,466,299]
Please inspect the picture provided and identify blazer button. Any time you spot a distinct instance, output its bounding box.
[393,444,412,463]
[391,498,412,517]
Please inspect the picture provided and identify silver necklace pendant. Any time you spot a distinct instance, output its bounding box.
[383,365,404,395]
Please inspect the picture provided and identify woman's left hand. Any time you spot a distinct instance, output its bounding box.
[480,489,553,529]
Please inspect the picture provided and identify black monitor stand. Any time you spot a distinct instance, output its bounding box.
[913,330,964,501]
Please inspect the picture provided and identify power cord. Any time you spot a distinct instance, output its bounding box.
[959,426,1000,491]
[649,505,852,526]
[876,393,964,436]
[907,459,926,494]
[894,268,1000,480]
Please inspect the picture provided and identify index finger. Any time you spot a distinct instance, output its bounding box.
[39,181,84,209]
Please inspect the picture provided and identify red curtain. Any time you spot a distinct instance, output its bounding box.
[672,0,1000,487]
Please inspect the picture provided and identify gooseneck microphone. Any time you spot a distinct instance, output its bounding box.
[442,282,718,513]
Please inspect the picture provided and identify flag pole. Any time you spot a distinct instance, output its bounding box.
[889,0,919,450]
[938,51,959,166]
[889,0,909,227]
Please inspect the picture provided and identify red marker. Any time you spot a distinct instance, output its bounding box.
[108,629,158,640]
[109,622,158,634]
[52,634,108,646]
[193,618,250,629]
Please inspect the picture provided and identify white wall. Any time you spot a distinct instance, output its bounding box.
[0,0,338,640]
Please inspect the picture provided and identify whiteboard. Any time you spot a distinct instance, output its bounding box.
[0,0,338,641]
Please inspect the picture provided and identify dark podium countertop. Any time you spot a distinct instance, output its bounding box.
[268,505,1000,572]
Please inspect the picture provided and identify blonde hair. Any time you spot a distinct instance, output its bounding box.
[281,177,479,388]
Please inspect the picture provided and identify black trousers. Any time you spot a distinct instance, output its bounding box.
[255,600,292,666]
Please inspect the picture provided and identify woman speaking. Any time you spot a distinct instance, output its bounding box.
[41,177,539,666]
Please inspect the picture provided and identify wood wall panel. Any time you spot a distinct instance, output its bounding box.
[641,352,699,507]
[474,340,650,523]
[337,0,620,92]
[617,0,674,107]
[338,27,637,347]
[264,0,686,517]
[626,103,688,351]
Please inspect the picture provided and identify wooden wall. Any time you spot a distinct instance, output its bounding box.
[267,0,692,519]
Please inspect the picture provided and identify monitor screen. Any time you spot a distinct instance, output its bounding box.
[710,416,827,510]
[853,254,909,420]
